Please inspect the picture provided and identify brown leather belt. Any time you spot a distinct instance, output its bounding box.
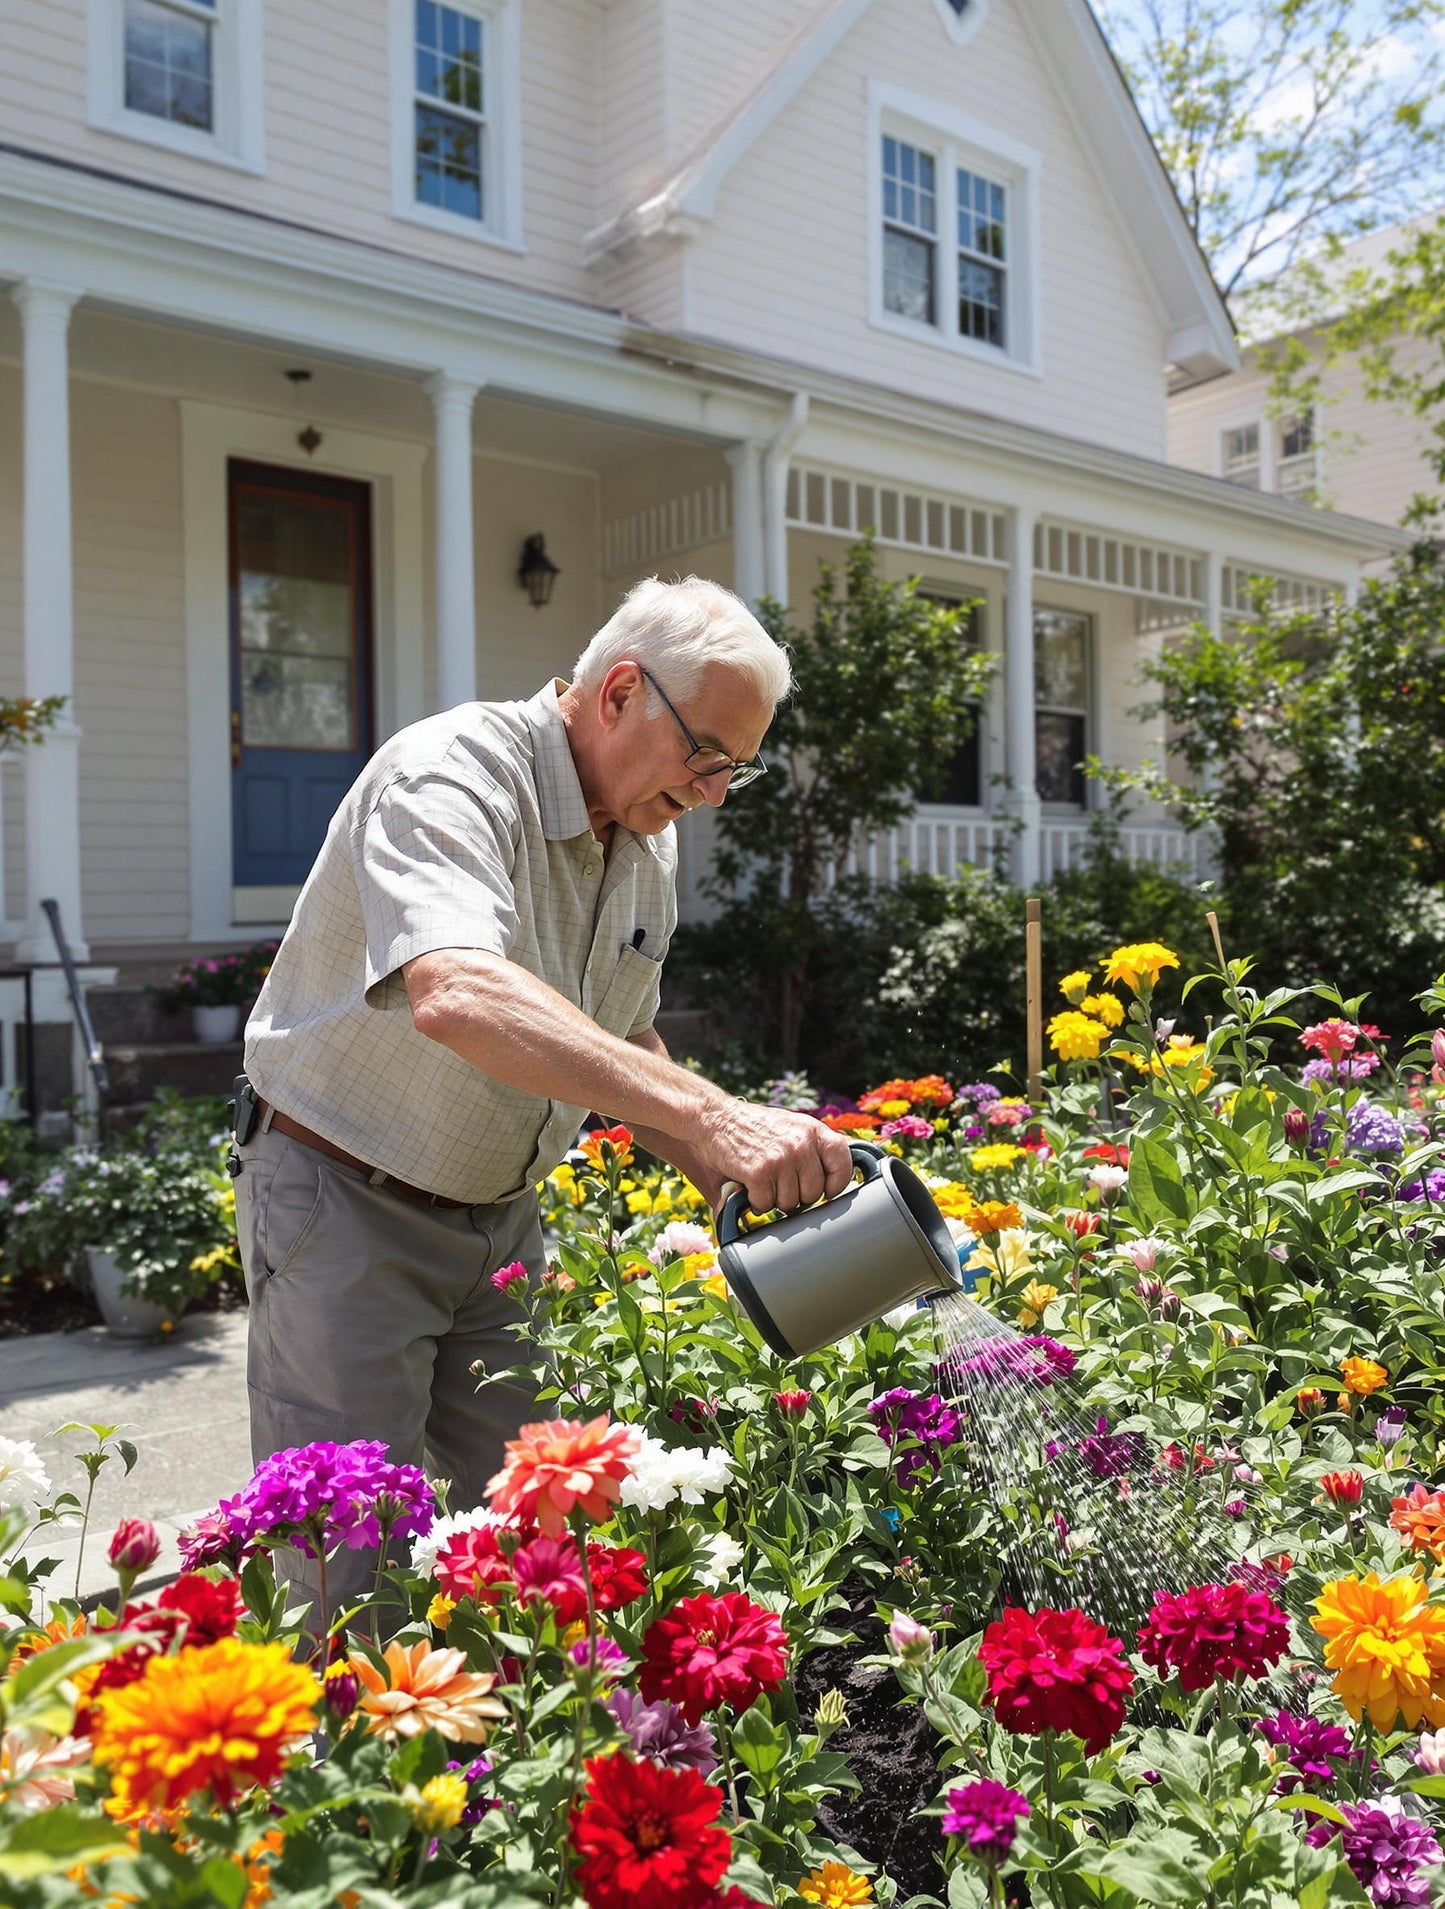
[258,1102,470,1210]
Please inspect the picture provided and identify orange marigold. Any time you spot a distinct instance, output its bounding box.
[1391,1484,1445,1564]
[90,1637,319,1814]
[487,1413,641,1538]
[820,1111,881,1134]
[350,1640,505,1744]
[857,1079,916,1113]
[1340,1356,1389,1398]
[1311,1572,1445,1730]
[964,1200,1023,1238]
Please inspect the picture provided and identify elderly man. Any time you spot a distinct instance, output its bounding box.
[232,575,852,1586]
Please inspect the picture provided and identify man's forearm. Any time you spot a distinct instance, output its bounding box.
[622,1028,724,1204]
[405,951,728,1150]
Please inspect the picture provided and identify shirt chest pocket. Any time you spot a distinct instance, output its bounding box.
[592,942,662,1038]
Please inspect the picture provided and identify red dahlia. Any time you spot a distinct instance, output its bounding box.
[570,1751,732,1909]
[639,1592,788,1724]
[588,1543,649,1612]
[434,1524,514,1606]
[1137,1581,1290,1692]
[979,1605,1134,1754]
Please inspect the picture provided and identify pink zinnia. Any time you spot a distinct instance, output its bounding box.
[511,1535,588,1626]
[1138,1581,1289,1691]
[491,1260,529,1293]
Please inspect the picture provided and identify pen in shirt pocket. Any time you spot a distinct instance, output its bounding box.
[631,927,647,951]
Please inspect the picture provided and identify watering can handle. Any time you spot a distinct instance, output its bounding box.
[715,1141,885,1246]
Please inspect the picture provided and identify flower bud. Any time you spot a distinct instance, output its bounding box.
[1120,1237,1161,1275]
[1376,1406,1408,1448]
[1154,1018,1176,1040]
[322,1662,361,1726]
[1223,1496,1246,1518]
[1088,1163,1128,1197]
[1296,1387,1326,1419]
[815,1688,850,1732]
[774,1389,813,1419]
[427,1592,457,1632]
[1416,1728,1445,1775]
[107,1518,160,1576]
[1432,1029,1445,1071]
[1321,1469,1364,1506]
[1283,1107,1310,1145]
[888,1609,935,1663]
[1157,1285,1182,1317]
[1064,1210,1100,1239]
[1134,1275,1163,1305]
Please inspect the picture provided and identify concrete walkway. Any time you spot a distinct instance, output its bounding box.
[0,1312,252,1604]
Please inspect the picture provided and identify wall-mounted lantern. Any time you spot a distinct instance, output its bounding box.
[518,533,560,609]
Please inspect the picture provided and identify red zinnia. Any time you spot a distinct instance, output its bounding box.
[1083,1142,1130,1167]
[979,1605,1133,1755]
[155,1571,244,1647]
[1321,1470,1364,1507]
[512,1535,588,1626]
[587,1543,649,1612]
[1063,1210,1100,1238]
[639,1592,788,1724]
[434,1524,515,1606]
[570,1751,731,1909]
[1137,1581,1290,1691]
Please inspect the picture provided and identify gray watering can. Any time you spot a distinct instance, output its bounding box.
[716,1141,963,1357]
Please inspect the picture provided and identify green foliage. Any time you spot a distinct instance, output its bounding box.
[1090,549,1445,1040]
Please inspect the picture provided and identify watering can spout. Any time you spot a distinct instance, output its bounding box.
[717,1142,963,1359]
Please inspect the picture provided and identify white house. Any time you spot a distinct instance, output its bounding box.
[0,0,1411,1101]
[1168,222,1442,529]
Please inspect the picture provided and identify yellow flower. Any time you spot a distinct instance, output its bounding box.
[1341,1356,1388,1397]
[970,1144,1025,1172]
[963,1199,1023,1237]
[1017,1279,1059,1327]
[700,1273,730,1300]
[969,1228,1032,1283]
[1102,942,1180,992]
[410,1771,468,1833]
[799,1860,875,1906]
[1080,992,1124,1028]
[426,1593,456,1632]
[1058,969,1093,1004]
[91,1638,320,1815]
[877,1099,910,1118]
[1047,1011,1108,1062]
[931,1182,976,1220]
[681,1251,719,1278]
[1311,1573,1445,1729]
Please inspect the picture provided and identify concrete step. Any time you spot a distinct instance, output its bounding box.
[103,1041,244,1105]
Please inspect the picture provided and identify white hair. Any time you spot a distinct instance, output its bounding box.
[572,576,792,709]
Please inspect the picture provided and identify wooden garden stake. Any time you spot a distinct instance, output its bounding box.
[1026,897,1043,1101]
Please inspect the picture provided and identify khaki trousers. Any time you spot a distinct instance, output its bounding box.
[233,1125,545,1626]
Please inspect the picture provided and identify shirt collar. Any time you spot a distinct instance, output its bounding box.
[524,680,670,863]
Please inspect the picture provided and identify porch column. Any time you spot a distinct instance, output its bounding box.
[426,372,480,709]
[1004,505,1040,888]
[13,281,87,963]
[762,394,808,605]
[724,441,765,605]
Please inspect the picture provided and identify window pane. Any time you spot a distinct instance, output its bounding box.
[415,0,484,115]
[1280,412,1313,459]
[1035,713,1086,806]
[922,720,982,805]
[124,0,213,130]
[959,257,1005,345]
[884,226,935,324]
[1034,609,1088,707]
[415,104,483,220]
[957,167,1006,260]
[237,494,359,753]
[881,134,936,234]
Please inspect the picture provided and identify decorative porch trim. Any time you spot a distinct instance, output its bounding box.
[785,462,1007,566]
[600,483,734,579]
[1220,564,1339,619]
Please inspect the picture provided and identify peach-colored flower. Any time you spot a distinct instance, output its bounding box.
[1340,1356,1388,1398]
[487,1414,641,1538]
[1391,1484,1445,1564]
[0,1724,91,1810]
[350,1641,505,1744]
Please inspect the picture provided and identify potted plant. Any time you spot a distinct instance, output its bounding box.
[155,940,279,1043]
[0,1123,239,1337]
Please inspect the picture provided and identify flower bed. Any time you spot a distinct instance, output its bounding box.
[3,945,1445,1906]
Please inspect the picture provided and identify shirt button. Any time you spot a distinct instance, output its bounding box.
[583,860,598,877]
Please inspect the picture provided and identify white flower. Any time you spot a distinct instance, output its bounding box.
[0,1438,52,1513]
[647,1221,716,1269]
[0,1726,90,1811]
[1117,1237,1167,1274]
[1087,1163,1128,1196]
[695,1529,744,1587]
[409,1503,502,1574]
[619,1433,733,1513]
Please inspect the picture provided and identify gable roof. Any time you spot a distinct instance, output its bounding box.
[584,0,1238,378]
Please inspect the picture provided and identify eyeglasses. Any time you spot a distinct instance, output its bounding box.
[639,667,768,791]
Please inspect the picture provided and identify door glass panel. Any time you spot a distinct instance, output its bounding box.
[1034,610,1088,706]
[237,493,358,751]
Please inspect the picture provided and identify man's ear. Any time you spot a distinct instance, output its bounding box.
[598,660,643,731]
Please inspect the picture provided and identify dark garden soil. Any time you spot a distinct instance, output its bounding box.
[0,1269,248,1339]
[794,1579,949,1904]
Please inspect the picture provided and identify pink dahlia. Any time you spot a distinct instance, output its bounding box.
[1138,1580,1289,1691]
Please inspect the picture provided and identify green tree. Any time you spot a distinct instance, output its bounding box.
[698,538,996,1063]
[1099,0,1445,298]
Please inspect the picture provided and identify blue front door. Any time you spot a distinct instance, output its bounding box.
[228,461,374,888]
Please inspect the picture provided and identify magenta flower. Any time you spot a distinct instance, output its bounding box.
[1306,1796,1441,1906]
[868,1388,962,1485]
[491,1260,529,1293]
[880,1114,935,1139]
[1255,1709,1357,1792]
[229,1439,433,1556]
[956,1335,1075,1388]
[942,1777,1030,1865]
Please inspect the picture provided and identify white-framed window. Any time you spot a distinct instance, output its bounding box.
[1034,608,1090,809]
[389,0,524,251]
[869,83,1041,374]
[1276,411,1318,502]
[87,0,265,171]
[1221,423,1261,488]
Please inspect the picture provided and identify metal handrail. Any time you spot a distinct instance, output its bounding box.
[40,897,109,1098]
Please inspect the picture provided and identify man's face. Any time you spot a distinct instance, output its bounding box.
[595,661,773,836]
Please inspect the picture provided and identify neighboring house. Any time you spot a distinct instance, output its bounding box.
[0,0,1410,1103]
[1168,222,1442,529]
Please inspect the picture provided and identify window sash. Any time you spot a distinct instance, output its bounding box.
[1223,424,1261,487]
[881,134,1011,352]
[124,0,216,132]
[412,0,488,221]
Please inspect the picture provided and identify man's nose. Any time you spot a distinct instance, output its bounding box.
[693,769,732,808]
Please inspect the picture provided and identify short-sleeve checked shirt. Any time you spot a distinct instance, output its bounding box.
[244,681,678,1204]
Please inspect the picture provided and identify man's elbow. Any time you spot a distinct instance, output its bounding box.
[404,952,483,1045]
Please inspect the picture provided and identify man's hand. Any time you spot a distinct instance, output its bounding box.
[695,1100,855,1216]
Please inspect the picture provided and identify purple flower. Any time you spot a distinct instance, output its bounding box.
[1056,1414,1142,1479]
[941,1777,1030,1865]
[1400,1169,1445,1204]
[1302,1055,1380,1086]
[228,1439,434,1556]
[1377,1406,1409,1448]
[570,1635,629,1680]
[956,1335,1076,1389]
[445,1753,498,1825]
[1306,1796,1442,1905]
[868,1388,962,1485]
[1256,1710,1356,1792]
[606,1688,718,1776]
[1311,1099,1405,1158]
[330,1459,434,1550]
[177,1497,251,1571]
[954,1083,1003,1109]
